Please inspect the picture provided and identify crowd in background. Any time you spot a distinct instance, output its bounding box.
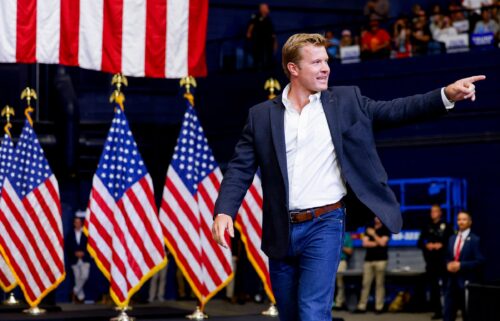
[243,1,500,70]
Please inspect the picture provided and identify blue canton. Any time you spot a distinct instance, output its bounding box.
[96,107,147,201]
[0,134,15,191]
[9,120,52,197]
[171,103,217,196]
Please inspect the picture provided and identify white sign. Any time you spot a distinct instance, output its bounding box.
[444,34,469,53]
[340,45,361,64]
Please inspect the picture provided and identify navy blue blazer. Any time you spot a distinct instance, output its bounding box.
[214,86,447,259]
[447,232,484,288]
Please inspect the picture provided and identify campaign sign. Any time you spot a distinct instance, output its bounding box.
[340,45,361,64]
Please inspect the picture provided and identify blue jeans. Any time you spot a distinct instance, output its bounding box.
[269,208,345,321]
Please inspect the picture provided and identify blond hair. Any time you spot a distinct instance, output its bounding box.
[281,33,327,79]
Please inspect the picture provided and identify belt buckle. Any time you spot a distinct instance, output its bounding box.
[290,211,301,224]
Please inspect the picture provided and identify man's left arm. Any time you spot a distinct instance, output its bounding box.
[358,75,486,125]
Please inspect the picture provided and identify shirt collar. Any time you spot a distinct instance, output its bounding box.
[458,228,470,239]
[282,84,321,111]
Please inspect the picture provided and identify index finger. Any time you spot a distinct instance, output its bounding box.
[465,75,486,83]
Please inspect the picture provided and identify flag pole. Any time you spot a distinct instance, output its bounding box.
[107,73,135,321]
[179,76,208,321]
[1,105,19,306]
[18,88,46,315]
[259,78,281,318]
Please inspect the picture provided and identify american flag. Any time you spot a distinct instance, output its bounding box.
[0,121,65,307]
[234,174,275,304]
[85,105,166,308]
[0,133,16,292]
[0,0,207,78]
[159,102,232,306]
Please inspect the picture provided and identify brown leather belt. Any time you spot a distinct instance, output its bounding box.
[289,201,343,224]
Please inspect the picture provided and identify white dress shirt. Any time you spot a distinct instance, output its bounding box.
[454,228,470,257]
[75,229,82,245]
[281,85,454,211]
[282,84,346,210]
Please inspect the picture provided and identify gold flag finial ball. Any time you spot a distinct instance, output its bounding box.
[264,78,281,100]
[21,87,38,107]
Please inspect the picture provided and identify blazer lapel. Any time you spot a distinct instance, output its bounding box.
[270,97,289,204]
[321,90,343,160]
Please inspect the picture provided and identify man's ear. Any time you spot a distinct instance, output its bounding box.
[287,62,299,77]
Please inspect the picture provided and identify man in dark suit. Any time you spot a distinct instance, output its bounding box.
[212,33,485,321]
[65,210,90,303]
[444,211,484,321]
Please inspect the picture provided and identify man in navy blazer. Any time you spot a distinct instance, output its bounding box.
[212,33,485,321]
[444,211,484,321]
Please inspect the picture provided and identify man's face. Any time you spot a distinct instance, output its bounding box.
[74,218,83,230]
[456,212,472,231]
[291,44,330,93]
[482,10,491,22]
[430,206,442,221]
[259,4,270,16]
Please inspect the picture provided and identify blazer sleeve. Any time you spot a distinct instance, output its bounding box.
[214,109,258,219]
[354,87,448,126]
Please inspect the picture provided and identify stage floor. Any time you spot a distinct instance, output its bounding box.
[0,299,460,321]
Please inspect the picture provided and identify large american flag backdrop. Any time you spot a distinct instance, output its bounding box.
[0,120,65,307]
[85,105,166,308]
[159,101,232,306]
[0,0,208,78]
[0,133,17,292]
[234,174,275,304]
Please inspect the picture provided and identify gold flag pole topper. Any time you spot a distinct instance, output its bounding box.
[21,87,37,126]
[264,78,281,100]
[109,73,128,111]
[1,105,15,137]
[180,76,197,106]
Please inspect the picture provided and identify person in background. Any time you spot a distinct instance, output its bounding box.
[392,17,412,58]
[449,2,470,34]
[354,217,390,314]
[148,247,168,302]
[417,204,454,320]
[473,8,499,35]
[433,16,459,43]
[364,0,390,21]
[444,211,484,321]
[65,210,91,303]
[333,232,353,310]
[325,31,340,59]
[411,11,432,56]
[361,19,391,60]
[246,3,277,70]
[340,29,355,47]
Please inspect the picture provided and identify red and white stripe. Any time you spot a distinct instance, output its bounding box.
[0,0,208,78]
[234,175,275,303]
[85,175,166,307]
[159,167,233,306]
[0,255,16,292]
[0,176,64,307]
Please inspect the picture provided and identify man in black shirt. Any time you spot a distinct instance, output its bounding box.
[355,217,390,313]
[246,3,277,70]
[418,204,454,319]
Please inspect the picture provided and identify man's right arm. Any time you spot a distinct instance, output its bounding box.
[212,110,258,247]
